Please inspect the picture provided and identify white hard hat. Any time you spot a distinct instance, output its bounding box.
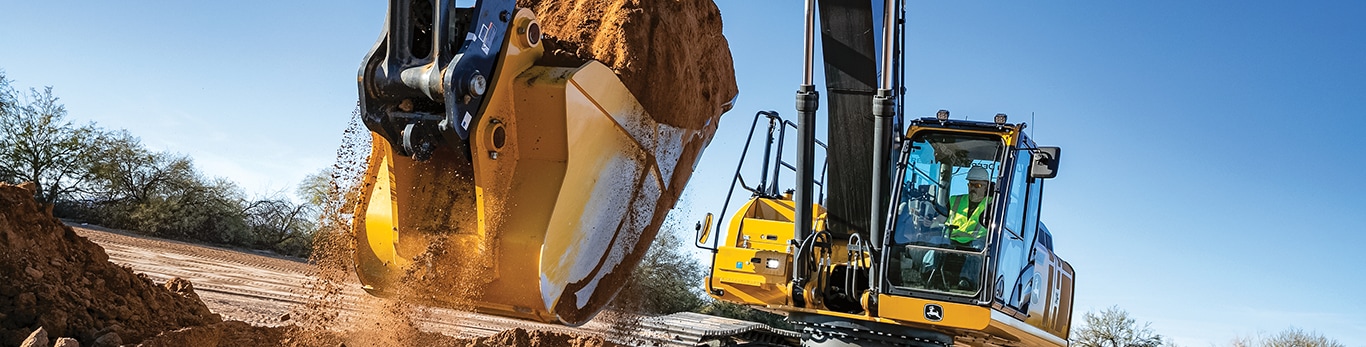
[967,166,991,182]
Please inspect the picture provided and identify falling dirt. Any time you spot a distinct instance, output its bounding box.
[0,183,221,346]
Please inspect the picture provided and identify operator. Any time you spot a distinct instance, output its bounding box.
[947,166,993,248]
[937,166,993,291]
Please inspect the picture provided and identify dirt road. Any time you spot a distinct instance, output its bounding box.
[68,224,673,344]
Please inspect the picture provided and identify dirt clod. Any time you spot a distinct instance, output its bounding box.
[92,332,120,347]
[54,337,79,347]
[19,327,47,347]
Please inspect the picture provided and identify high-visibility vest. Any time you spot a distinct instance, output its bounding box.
[947,195,990,244]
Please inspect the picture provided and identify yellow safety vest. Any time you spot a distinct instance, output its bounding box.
[947,195,990,244]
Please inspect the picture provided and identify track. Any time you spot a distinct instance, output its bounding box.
[69,223,739,346]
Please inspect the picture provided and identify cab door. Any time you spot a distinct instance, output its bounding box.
[993,149,1039,311]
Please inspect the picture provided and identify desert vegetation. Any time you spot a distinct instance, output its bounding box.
[0,70,322,257]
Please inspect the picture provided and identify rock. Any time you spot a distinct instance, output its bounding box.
[93,324,121,337]
[92,332,120,347]
[163,277,200,301]
[17,292,37,306]
[53,337,79,347]
[25,267,44,280]
[19,327,47,347]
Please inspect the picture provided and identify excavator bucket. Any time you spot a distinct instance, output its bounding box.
[353,2,695,325]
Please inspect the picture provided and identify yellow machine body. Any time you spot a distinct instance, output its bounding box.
[353,9,695,325]
[704,124,1075,346]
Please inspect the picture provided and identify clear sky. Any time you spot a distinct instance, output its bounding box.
[3,1,1363,346]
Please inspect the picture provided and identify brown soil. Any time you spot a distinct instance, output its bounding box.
[0,183,221,346]
[73,218,640,346]
[522,0,739,131]
[0,176,632,347]
[138,324,622,347]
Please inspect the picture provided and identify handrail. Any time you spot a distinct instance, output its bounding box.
[775,119,829,204]
[699,110,833,296]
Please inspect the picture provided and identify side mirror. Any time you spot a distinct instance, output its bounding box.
[695,213,715,249]
[1030,147,1061,179]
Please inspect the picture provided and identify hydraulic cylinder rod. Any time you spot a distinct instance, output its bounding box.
[869,0,900,298]
[792,0,820,305]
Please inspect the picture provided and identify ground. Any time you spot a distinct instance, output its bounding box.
[71,223,680,346]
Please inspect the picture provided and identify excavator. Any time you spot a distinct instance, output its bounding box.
[694,1,1076,346]
[352,0,1074,345]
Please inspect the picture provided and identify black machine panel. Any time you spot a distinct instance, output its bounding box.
[818,0,882,237]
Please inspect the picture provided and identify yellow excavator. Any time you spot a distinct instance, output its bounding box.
[351,0,705,325]
[351,0,1075,345]
[695,1,1075,346]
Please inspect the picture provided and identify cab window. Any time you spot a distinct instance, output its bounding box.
[887,132,1003,297]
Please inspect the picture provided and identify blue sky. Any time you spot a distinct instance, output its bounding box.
[3,1,1363,346]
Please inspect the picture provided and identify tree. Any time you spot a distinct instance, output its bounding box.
[81,131,165,204]
[0,70,15,135]
[1230,327,1344,347]
[614,227,708,315]
[242,197,316,257]
[0,70,15,184]
[296,168,335,208]
[0,85,105,204]
[80,147,252,243]
[1071,306,1168,347]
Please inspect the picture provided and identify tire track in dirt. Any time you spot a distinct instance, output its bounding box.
[68,223,675,345]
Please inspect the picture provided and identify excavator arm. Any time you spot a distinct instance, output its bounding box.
[353,0,698,325]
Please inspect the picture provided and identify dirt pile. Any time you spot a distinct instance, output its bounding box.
[0,183,221,346]
[521,0,738,131]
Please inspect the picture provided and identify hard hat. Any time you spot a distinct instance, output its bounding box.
[967,166,991,182]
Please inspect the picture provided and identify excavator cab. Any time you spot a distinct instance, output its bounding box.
[871,116,1077,346]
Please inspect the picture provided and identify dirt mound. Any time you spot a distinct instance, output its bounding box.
[0,183,222,345]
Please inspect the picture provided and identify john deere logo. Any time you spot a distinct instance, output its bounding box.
[924,304,944,322]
